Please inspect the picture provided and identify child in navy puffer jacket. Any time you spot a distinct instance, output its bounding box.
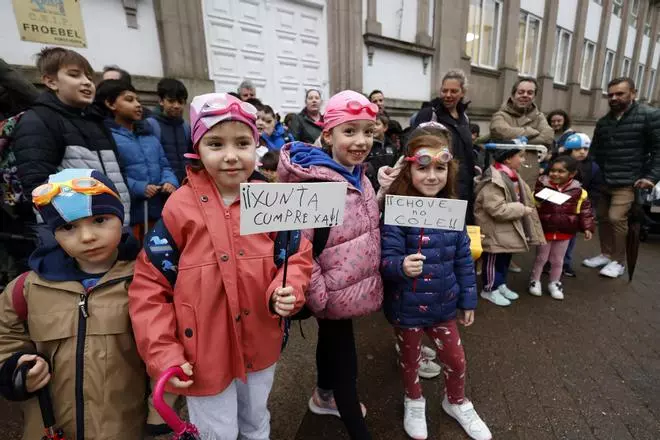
[381,122,491,440]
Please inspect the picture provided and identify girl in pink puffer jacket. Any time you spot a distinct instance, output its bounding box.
[277,90,383,440]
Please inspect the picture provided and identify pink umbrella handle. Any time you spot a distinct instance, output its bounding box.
[153,367,198,438]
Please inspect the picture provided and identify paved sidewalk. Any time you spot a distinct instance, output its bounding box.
[1,236,660,439]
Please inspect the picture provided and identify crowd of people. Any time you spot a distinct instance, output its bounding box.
[0,45,659,440]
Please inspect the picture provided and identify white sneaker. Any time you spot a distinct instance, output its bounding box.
[418,358,441,379]
[599,261,625,278]
[404,397,428,439]
[442,397,492,440]
[421,345,436,361]
[583,254,611,268]
[528,280,542,297]
[480,289,511,307]
[548,281,564,300]
[498,284,519,300]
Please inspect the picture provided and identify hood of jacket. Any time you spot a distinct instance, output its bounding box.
[104,118,153,137]
[151,106,185,126]
[28,231,140,281]
[278,141,365,190]
[260,122,290,151]
[500,98,541,118]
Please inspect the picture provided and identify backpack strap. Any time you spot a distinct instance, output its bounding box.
[143,219,180,287]
[11,272,29,321]
[312,227,330,259]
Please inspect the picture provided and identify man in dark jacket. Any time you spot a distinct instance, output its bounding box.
[583,77,660,279]
[11,48,131,224]
[413,70,476,223]
[146,78,192,183]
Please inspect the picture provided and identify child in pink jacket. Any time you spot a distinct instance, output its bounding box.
[278,90,383,440]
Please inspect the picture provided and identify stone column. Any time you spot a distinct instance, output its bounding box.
[152,0,213,99]
[641,4,659,102]
[614,0,632,75]
[589,0,613,116]
[536,0,559,111]
[327,0,363,94]
[497,0,522,106]
[415,0,432,46]
[566,0,589,117]
[365,0,382,34]
[631,0,649,71]
[431,0,471,94]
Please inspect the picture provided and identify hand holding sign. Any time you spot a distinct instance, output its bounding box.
[403,253,426,278]
[271,286,295,317]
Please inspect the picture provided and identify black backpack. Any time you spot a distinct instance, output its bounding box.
[143,219,330,349]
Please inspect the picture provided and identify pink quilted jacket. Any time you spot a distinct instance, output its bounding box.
[277,145,383,319]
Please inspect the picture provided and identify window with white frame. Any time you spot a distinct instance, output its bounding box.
[644,7,652,36]
[647,69,657,100]
[613,0,623,18]
[466,0,503,69]
[581,40,596,89]
[629,0,640,28]
[622,57,632,76]
[635,64,645,96]
[517,11,542,77]
[551,28,572,84]
[602,50,616,91]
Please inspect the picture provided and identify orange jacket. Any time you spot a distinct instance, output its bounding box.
[128,168,313,396]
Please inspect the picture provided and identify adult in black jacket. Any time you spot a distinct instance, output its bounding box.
[413,69,476,223]
[289,89,323,144]
[12,91,131,223]
[583,77,660,279]
[0,58,39,118]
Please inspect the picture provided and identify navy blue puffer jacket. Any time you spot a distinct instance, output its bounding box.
[381,225,477,328]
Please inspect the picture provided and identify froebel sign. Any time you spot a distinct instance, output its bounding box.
[384,195,467,231]
[240,182,347,235]
[12,0,87,48]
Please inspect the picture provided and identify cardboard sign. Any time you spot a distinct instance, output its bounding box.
[240,182,347,235]
[536,188,571,205]
[384,195,468,231]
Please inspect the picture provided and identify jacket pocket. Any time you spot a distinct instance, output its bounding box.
[29,309,77,374]
[176,303,198,365]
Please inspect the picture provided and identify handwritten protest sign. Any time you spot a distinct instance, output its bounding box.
[240,182,347,235]
[384,195,468,231]
[535,188,571,205]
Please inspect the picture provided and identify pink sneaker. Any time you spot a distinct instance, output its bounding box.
[308,387,367,418]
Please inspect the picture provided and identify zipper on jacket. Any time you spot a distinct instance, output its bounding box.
[75,291,88,440]
[74,275,132,440]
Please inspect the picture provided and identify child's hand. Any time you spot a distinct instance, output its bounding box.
[169,362,194,388]
[403,253,425,278]
[458,310,475,327]
[584,230,593,240]
[524,206,536,216]
[16,354,50,393]
[145,185,161,198]
[161,183,177,194]
[271,286,296,317]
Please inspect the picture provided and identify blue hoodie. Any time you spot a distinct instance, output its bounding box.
[261,122,294,152]
[288,142,363,190]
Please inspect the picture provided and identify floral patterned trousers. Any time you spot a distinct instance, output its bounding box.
[395,319,466,403]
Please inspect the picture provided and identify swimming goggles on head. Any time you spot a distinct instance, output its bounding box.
[345,100,379,116]
[405,148,453,166]
[32,177,119,206]
[200,95,258,122]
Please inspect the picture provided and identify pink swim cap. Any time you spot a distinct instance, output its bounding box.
[322,90,379,133]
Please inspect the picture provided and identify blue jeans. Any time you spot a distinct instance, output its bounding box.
[563,236,576,268]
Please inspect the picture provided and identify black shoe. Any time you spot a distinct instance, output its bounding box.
[563,266,576,277]
[542,262,550,275]
[146,423,173,436]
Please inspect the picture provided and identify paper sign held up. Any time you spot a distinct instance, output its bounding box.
[240,182,347,235]
[384,195,468,231]
[535,188,571,205]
